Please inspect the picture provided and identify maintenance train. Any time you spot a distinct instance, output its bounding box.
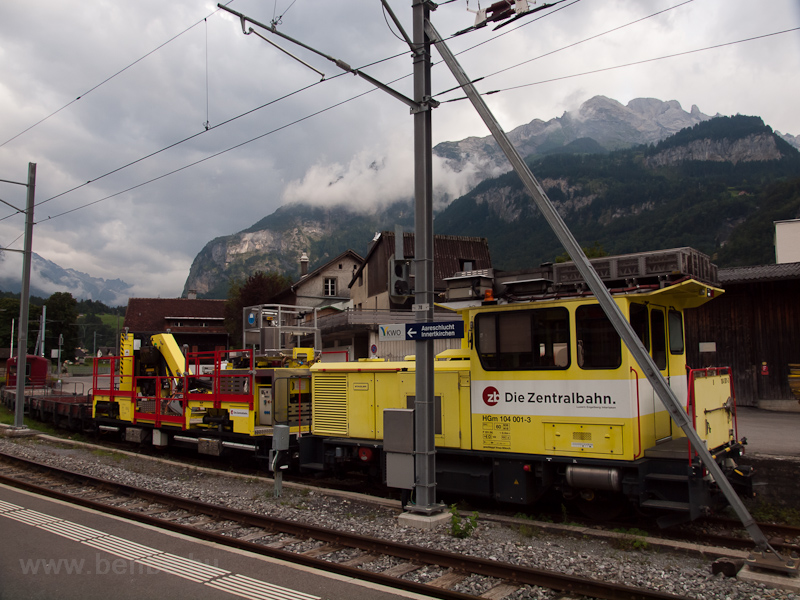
[2,247,754,523]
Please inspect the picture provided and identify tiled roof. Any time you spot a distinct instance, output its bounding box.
[124,298,227,333]
[718,262,800,284]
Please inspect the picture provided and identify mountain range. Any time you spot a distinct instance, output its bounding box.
[0,251,132,306]
[2,96,798,304]
[182,97,800,298]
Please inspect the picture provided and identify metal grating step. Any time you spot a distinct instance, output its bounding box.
[641,499,691,512]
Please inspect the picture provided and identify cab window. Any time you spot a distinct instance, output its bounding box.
[476,308,569,371]
[576,304,621,369]
[668,310,684,355]
[630,303,650,351]
[650,309,667,370]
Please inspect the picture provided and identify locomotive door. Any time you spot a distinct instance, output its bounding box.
[649,306,672,441]
[630,303,672,442]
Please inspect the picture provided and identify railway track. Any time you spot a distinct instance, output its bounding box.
[685,518,800,556]
[505,510,800,558]
[5,425,798,561]
[0,451,692,600]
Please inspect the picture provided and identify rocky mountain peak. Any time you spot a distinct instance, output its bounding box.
[433,95,712,179]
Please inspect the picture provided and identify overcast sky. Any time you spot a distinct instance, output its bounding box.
[0,0,798,304]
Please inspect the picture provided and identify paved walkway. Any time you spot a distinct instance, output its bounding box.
[736,406,800,457]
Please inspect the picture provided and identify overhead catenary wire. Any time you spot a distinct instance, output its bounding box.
[479,26,800,96]
[434,0,691,98]
[35,84,385,224]
[25,45,411,214]
[18,0,572,216]
[25,23,799,228]
[2,3,795,237]
[204,18,210,130]
[271,0,297,28]
[3,0,569,220]
[0,1,237,149]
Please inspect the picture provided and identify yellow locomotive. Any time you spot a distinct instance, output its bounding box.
[92,249,751,522]
[304,276,749,522]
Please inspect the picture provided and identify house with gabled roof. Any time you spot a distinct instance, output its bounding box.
[123,297,228,353]
[349,231,492,310]
[302,231,492,361]
[270,249,363,310]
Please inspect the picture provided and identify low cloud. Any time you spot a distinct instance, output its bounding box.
[280,133,485,212]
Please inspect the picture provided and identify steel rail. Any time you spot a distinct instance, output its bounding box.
[0,451,690,600]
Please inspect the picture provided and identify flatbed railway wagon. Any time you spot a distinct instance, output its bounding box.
[2,355,94,431]
[91,305,317,459]
[302,248,753,523]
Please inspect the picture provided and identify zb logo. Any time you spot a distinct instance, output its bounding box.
[482,386,500,407]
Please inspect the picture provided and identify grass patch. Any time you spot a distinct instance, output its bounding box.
[449,504,478,539]
[749,502,800,526]
[0,404,58,435]
[515,523,540,538]
[91,448,126,462]
[611,527,650,551]
[0,403,88,442]
[560,504,581,526]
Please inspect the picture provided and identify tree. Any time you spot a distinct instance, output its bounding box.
[45,292,78,360]
[225,271,292,345]
[0,296,42,355]
[76,313,116,352]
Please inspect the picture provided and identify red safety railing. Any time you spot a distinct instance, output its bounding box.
[131,374,185,428]
[185,348,254,410]
[630,367,643,459]
[93,347,260,427]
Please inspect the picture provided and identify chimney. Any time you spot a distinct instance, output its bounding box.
[300,251,309,277]
[187,289,197,300]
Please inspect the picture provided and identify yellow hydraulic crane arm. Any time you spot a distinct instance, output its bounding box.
[151,333,192,377]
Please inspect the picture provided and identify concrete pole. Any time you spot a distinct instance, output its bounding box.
[14,163,36,429]
[410,0,439,514]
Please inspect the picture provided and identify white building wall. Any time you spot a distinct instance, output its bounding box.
[294,256,361,305]
[776,219,800,264]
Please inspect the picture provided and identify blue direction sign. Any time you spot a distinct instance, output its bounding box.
[405,321,464,340]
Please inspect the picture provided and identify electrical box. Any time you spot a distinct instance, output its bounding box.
[258,385,273,425]
[198,438,222,456]
[273,424,290,451]
[152,429,168,447]
[125,427,145,443]
[384,409,414,490]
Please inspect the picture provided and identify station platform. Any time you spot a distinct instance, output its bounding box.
[0,484,430,600]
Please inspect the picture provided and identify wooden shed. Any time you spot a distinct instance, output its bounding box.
[685,263,800,407]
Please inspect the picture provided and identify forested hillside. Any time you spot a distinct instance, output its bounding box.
[435,116,800,269]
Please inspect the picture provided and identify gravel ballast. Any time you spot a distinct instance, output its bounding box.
[0,434,796,600]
